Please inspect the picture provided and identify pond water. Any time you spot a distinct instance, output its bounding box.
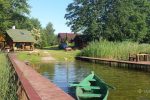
[33,61,150,100]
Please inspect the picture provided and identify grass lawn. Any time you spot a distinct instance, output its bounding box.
[17,51,41,63]
[48,49,80,62]
[17,46,80,63]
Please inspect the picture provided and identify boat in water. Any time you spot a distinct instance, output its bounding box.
[70,71,115,100]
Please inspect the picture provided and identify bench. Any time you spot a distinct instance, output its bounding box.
[79,93,101,98]
[129,53,150,62]
[81,86,100,91]
[88,79,96,82]
[129,53,136,61]
[136,53,150,61]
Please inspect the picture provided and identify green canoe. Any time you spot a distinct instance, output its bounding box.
[70,71,114,100]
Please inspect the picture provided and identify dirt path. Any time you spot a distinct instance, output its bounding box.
[41,51,56,62]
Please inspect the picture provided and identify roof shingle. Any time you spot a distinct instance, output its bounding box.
[6,29,35,42]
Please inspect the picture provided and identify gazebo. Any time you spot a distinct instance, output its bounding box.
[6,29,36,51]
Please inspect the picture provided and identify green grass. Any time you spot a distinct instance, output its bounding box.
[17,48,80,63]
[0,53,17,99]
[48,49,80,62]
[78,40,150,60]
[17,52,41,63]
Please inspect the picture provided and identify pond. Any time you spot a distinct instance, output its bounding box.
[33,61,150,100]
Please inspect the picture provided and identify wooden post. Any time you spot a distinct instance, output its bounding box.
[109,61,111,67]
[13,43,16,51]
[31,43,34,50]
[136,54,139,62]
[22,43,25,50]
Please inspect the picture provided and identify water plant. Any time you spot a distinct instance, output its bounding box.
[78,40,150,60]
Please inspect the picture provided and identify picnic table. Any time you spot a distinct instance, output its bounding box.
[136,53,150,62]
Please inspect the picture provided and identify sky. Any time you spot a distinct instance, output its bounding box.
[28,0,73,34]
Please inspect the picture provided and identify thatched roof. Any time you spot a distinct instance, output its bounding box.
[6,29,35,42]
[58,33,76,42]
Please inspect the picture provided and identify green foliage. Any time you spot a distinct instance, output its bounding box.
[40,22,57,48]
[78,40,150,60]
[65,0,150,42]
[0,0,30,33]
[0,53,17,99]
[17,17,42,31]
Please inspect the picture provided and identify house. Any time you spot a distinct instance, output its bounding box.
[6,29,36,51]
[58,33,76,43]
[74,34,88,49]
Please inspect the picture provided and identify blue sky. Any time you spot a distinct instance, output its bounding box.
[28,0,73,34]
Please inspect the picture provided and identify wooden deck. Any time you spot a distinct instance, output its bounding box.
[76,56,150,72]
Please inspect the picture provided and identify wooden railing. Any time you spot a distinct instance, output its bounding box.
[8,53,74,100]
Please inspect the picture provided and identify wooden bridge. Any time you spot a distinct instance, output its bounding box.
[76,56,150,72]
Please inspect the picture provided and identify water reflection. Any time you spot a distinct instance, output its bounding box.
[34,61,150,100]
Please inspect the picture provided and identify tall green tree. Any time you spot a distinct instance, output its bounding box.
[0,0,30,33]
[65,0,150,42]
[42,22,57,46]
[15,17,42,31]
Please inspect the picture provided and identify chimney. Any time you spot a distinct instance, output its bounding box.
[12,26,15,29]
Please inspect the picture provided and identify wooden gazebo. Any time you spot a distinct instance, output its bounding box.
[6,29,35,51]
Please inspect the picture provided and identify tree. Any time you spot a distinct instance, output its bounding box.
[65,0,150,42]
[14,17,42,31]
[65,0,104,41]
[102,0,150,42]
[31,28,41,41]
[0,0,30,33]
[42,22,57,47]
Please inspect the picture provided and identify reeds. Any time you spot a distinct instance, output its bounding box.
[0,53,17,99]
[78,40,150,60]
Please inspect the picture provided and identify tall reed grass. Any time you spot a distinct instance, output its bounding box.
[0,53,17,99]
[78,40,150,60]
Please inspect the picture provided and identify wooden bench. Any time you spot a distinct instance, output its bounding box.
[129,53,136,61]
[79,93,101,98]
[81,86,100,91]
[136,53,150,61]
[129,53,150,62]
